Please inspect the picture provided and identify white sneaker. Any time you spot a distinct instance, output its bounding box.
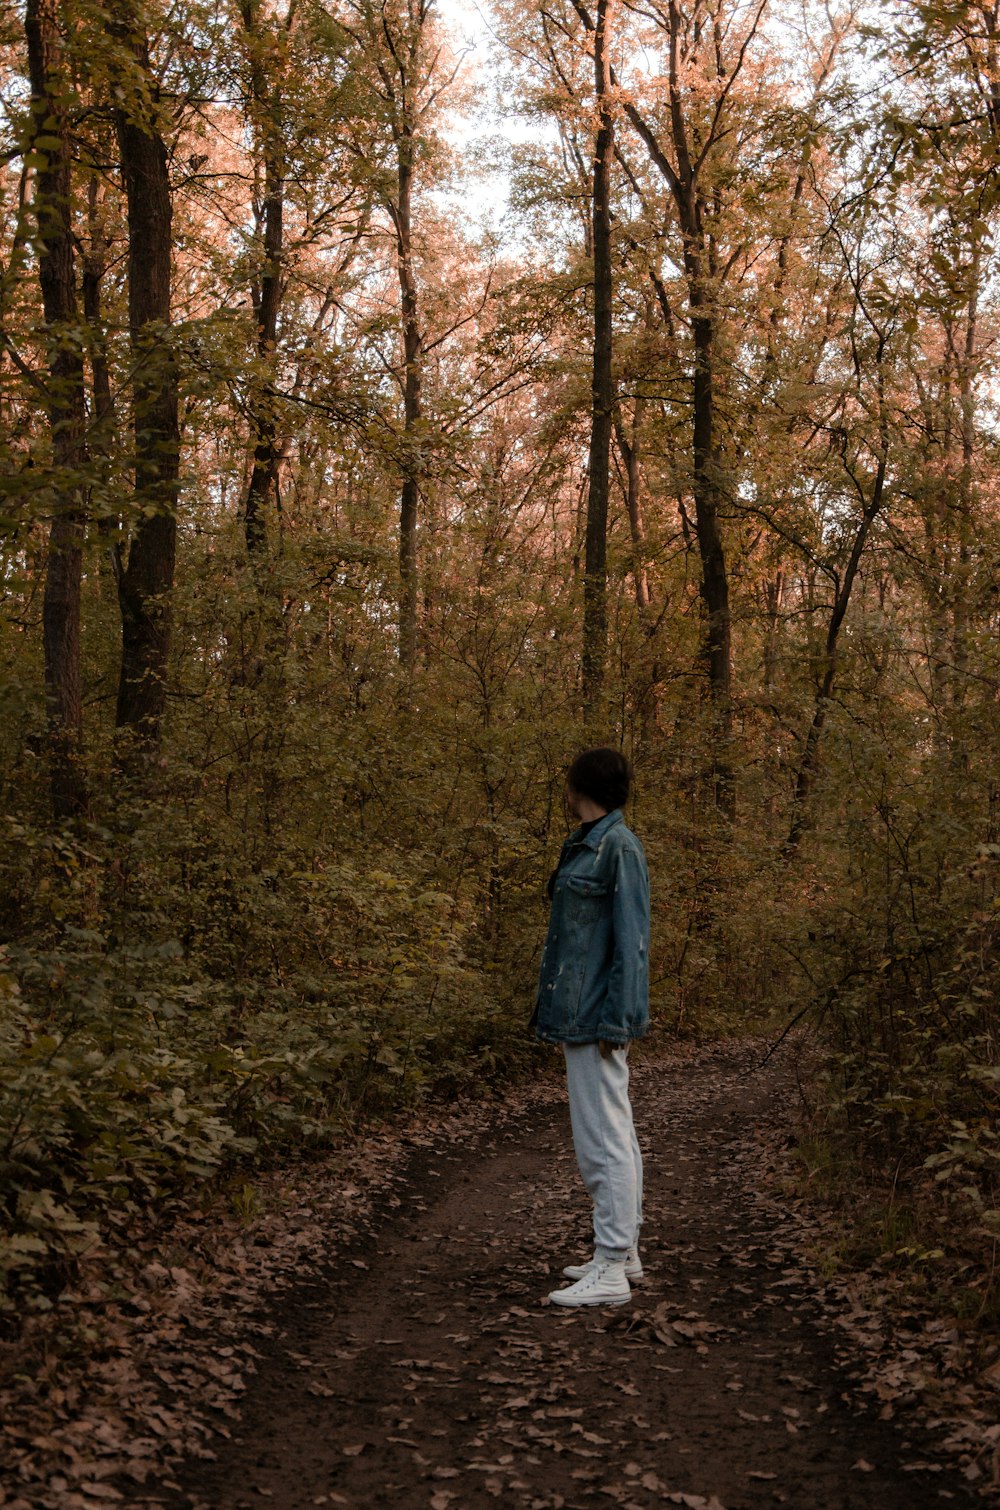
[549,1260,631,1307]
[563,1249,643,1282]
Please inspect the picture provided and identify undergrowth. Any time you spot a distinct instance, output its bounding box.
[0,800,539,1321]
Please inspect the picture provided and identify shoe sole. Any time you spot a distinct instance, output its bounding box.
[549,1292,631,1307]
[562,1265,643,1282]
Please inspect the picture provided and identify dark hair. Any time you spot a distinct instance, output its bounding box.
[566,747,632,812]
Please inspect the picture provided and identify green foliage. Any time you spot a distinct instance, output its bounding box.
[0,690,543,1314]
[781,683,1000,1294]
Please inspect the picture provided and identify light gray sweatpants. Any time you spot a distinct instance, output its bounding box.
[563,1042,643,1263]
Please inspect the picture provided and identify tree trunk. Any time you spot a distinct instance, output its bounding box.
[762,569,784,692]
[785,448,887,855]
[113,20,180,754]
[690,306,732,709]
[952,270,978,744]
[240,0,285,562]
[682,274,733,814]
[610,1,735,806]
[25,0,88,819]
[613,397,650,613]
[395,130,422,670]
[581,0,615,714]
[82,171,119,554]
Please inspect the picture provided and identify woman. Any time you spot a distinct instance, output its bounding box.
[532,747,649,1307]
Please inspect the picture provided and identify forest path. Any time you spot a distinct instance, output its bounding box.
[170,1040,982,1510]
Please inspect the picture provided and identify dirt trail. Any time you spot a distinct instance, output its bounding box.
[172,1041,982,1510]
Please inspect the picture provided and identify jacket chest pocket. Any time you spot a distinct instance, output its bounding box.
[564,875,609,917]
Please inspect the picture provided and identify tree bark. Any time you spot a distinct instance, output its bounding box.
[25,0,89,818]
[240,0,285,562]
[690,303,732,710]
[82,171,119,551]
[113,17,180,754]
[952,269,978,739]
[395,126,422,670]
[581,0,615,714]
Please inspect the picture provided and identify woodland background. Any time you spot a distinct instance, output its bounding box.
[1,0,999,1326]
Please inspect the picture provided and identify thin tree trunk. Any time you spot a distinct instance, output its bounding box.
[113,18,179,754]
[581,0,615,714]
[25,0,88,818]
[82,171,118,552]
[762,569,783,692]
[679,270,733,814]
[785,445,887,856]
[240,0,285,562]
[952,267,978,741]
[600,0,734,805]
[663,0,733,764]
[614,395,664,734]
[395,129,422,670]
[916,352,952,718]
[690,304,732,711]
[613,397,650,613]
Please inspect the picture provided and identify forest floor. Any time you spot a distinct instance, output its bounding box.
[3,1038,1000,1510]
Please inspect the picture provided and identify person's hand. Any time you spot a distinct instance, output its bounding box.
[598,1039,618,1059]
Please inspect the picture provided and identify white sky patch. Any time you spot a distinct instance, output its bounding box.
[432,0,552,236]
[430,0,884,243]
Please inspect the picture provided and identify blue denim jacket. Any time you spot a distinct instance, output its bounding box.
[533,809,650,1046]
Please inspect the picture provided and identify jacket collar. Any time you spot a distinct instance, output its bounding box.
[568,808,624,850]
